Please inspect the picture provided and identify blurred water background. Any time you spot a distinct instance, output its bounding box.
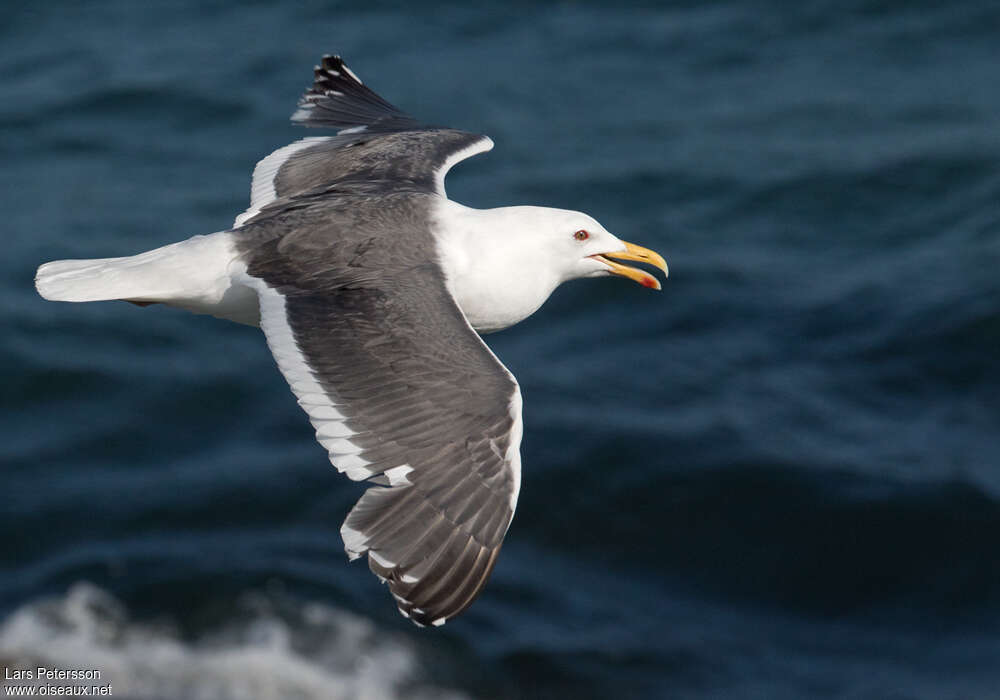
[3,1,999,698]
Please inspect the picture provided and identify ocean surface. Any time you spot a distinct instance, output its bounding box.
[3,2,999,698]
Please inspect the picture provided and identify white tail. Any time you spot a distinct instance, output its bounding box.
[35,232,260,325]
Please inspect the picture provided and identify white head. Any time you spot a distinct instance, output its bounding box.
[508,206,668,288]
[436,203,668,333]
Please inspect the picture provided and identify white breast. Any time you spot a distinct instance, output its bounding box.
[433,200,562,333]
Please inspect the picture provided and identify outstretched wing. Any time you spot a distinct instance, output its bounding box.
[235,55,492,226]
[234,192,522,626]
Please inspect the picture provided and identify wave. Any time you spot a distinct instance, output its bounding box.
[0,583,467,700]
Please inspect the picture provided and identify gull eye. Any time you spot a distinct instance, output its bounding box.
[574,229,589,241]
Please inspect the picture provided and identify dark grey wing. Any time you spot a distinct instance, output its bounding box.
[235,55,492,226]
[234,194,521,626]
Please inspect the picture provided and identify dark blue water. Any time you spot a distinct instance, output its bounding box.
[3,2,999,698]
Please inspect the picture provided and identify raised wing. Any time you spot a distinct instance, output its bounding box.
[234,192,521,626]
[291,54,420,133]
[235,55,493,227]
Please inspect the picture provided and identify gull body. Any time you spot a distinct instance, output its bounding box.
[34,55,667,627]
[36,200,654,334]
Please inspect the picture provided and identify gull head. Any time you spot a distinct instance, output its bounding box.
[438,203,668,333]
[530,207,669,290]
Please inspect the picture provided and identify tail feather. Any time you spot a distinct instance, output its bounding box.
[36,252,168,303]
[34,232,260,326]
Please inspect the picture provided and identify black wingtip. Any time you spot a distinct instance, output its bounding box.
[313,54,363,87]
[292,53,419,132]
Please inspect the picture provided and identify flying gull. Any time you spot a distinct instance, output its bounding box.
[35,54,668,626]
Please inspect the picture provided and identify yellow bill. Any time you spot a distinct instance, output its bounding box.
[592,241,669,290]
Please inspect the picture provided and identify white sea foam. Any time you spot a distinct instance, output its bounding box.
[0,582,467,700]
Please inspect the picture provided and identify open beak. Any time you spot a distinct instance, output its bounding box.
[591,241,669,290]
